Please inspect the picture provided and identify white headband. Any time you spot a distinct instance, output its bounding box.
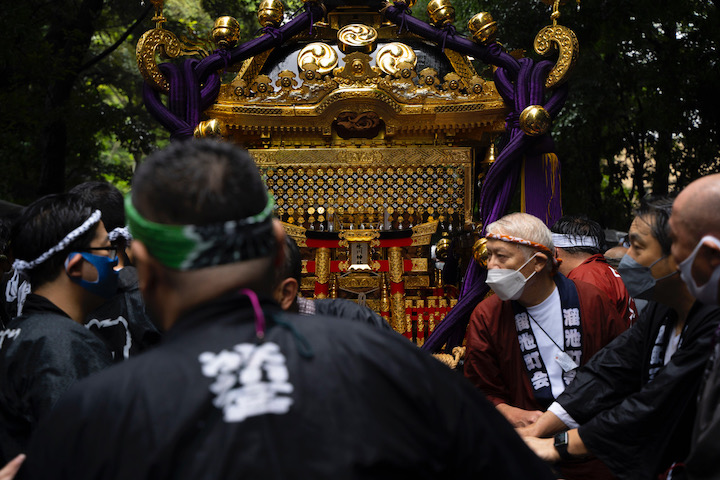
[551,233,600,249]
[12,210,102,274]
[108,226,132,243]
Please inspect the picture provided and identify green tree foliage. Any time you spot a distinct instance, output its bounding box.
[0,0,299,205]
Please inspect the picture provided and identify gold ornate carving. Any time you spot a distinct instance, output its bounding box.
[391,292,406,332]
[411,221,440,237]
[473,237,489,267]
[468,12,498,45]
[315,247,331,284]
[405,275,430,288]
[194,119,225,138]
[339,230,380,243]
[376,43,417,76]
[388,247,404,284]
[334,52,381,83]
[280,222,307,246]
[410,258,428,272]
[519,105,552,136]
[297,43,339,75]
[212,16,241,49]
[380,273,390,312]
[338,274,382,290]
[258,0,284,28]
[337,24,378,54]
[427,0,455,27]
[136,28,182,93]
[534,24,579,88]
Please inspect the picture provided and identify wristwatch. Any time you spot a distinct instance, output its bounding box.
[553,431,574,461]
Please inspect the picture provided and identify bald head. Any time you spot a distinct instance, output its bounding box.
[672,174,720,242]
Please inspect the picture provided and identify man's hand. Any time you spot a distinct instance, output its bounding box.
[523,436,560,463]
[495,403,543,427]
[0,454,25,480]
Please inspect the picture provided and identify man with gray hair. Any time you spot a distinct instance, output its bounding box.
[464,212,627,480]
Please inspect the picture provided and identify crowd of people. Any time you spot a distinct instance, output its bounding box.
[0,138,719,479]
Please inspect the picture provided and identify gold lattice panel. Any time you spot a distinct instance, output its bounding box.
[250,147,473,229]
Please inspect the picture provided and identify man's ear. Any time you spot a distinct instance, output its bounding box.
[702,239,720,268]
[64,253,85,279]
[130,240,157,296]
[276,278,299,311]
[533,252,550,272]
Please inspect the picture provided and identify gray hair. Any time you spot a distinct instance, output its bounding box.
[486,213,555,262]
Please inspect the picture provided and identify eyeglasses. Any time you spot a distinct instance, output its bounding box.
[80,246,118,259]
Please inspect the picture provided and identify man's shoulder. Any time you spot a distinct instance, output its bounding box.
[569,255,618,281]
[471,292,504,318]
[6,309,93,343]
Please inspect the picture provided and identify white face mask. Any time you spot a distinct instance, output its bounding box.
[486,253,539,301]
[678,235,720,305]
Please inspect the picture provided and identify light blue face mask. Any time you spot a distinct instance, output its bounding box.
[617,254,677,300]
[66,252,119,299]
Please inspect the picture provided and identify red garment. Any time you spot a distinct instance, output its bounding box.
[464,276,627,480]
[568,254,637,327]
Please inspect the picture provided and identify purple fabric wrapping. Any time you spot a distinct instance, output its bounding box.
[143,2,329,139]
[523,152,562,226]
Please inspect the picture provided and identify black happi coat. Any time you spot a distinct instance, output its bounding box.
[0,294,113,463]
[685,326,720,480]
[313,298,393,331]
[85,266,160,361]
[19,293,555,480]
[557,301,720,480]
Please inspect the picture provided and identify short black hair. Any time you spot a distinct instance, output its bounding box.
[69,181,125,232]
[132,139,268,225]
[11,194,98,288]
[276,236,302,286]
[634,196,674,256]
[551,215,606,255]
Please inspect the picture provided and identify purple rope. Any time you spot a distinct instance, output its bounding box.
[439,24,456,53]
[380,4,520,74]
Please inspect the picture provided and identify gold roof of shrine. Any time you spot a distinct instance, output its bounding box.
[204,4,508,149]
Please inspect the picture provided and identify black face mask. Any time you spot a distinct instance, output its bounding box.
[617,254,676,299]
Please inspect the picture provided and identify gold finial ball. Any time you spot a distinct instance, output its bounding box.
[212,16,240,49]
[427,0,455,27]
[468,12,498,45]
[539,0,571,5]
[435,237,451,261]
[194,119,224,138]
[257,0,284,28]
[473,237,489,267]
[519,105,552,136]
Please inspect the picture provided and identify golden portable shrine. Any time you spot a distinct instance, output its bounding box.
[136,0,578,350]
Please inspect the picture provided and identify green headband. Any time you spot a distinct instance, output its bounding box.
[125,192,276,270]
